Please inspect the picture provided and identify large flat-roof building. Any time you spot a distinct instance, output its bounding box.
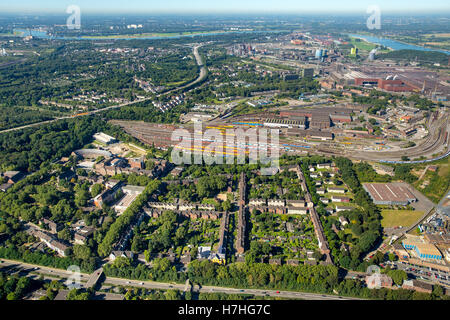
[93,132,117,145]
[363,182,416,205]
[113,185,146,214]
[402,235,443,261]
[354,78,419,92]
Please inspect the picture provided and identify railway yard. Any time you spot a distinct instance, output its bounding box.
[110,102,449,164]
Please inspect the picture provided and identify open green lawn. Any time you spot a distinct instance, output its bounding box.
[81,30,228,39]
[381,209,424,228]
[348,37,391,53]
[349,38,377,51]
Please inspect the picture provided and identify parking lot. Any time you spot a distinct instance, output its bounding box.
[393,261,450,288]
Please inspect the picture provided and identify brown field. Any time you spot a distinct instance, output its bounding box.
[425,33,450,38]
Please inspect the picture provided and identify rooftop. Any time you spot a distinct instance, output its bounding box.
[402,235,442,257]
[363,183,416,203]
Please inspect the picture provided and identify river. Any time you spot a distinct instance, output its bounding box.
[348,33,450,55]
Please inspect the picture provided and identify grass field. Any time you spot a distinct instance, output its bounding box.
[412,156,450,203]
[424,33,450,38]
[349,38,377,51]
[81,30,228,39]
[381,209,424,228]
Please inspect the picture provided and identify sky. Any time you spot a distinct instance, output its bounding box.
[1,0,450,14]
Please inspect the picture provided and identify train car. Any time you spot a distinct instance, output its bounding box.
[379,150,450,165]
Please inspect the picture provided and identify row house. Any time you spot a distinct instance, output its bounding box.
[339,216,349,226]
[286,199,307,208]
[29,229,69,257]
[249,199,266,206]
[41,218,62,234]
[331,196,351,203]
[317,188,326,195]
[148,201,215,212]
[317,163,332,169]
[267,199,285,207]
[144,207,221,220]
[287,206,309,215]
[74,227,95,245]
[113,212,144,251]
[320,197,330,204]
[336,206,354,213]
[250,205,286,215]
[178,203,197,211]
[328,186,347,193]
[325,207,334,214]
[198,204,215,211]
[148,202,178,211]
[109,251,134,261]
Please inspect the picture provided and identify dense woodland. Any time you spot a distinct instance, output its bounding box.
[379,49,450,65]
[0,116,147,172]
[0,117,105,172]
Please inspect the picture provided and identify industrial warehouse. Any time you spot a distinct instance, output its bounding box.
[402,235,443,262]
[363,182,417,205]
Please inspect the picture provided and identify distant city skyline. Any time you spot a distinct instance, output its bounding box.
[1,0,450,14]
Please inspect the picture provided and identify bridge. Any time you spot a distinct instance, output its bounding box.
[85,267,104,289]
[184,279,192,292]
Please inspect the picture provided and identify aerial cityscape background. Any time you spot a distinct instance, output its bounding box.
[0,0,448,304]
[2,0,450,14]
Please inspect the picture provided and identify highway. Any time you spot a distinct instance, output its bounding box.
[0,45,207,135]
[0,259,361,300]
[184,45,207,88]
[0,96,154,134]
[106,276,359,300]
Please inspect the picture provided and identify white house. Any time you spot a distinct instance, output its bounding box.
[287,207,308,215]
[339,216,349,226]
[267,199,285,207]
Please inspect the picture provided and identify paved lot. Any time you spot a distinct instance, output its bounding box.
[408,183,436,212]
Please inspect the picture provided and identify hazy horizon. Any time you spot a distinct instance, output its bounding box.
[1,0,450,15]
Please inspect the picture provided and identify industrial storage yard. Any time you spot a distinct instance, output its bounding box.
[110,99,449,163]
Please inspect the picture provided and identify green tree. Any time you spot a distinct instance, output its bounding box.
[387,270,407,286]
[222,200,232,212]
[91,184,104,197]
[73,245,92,261]
[164,289,181,300]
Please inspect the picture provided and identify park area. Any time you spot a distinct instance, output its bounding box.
[381,209,424,228]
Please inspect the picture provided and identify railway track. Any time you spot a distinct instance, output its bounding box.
[349,114,449,162]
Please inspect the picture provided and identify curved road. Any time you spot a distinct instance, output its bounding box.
[312,113,449,162]
[0,45,207,135]
[351,114,449,162]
